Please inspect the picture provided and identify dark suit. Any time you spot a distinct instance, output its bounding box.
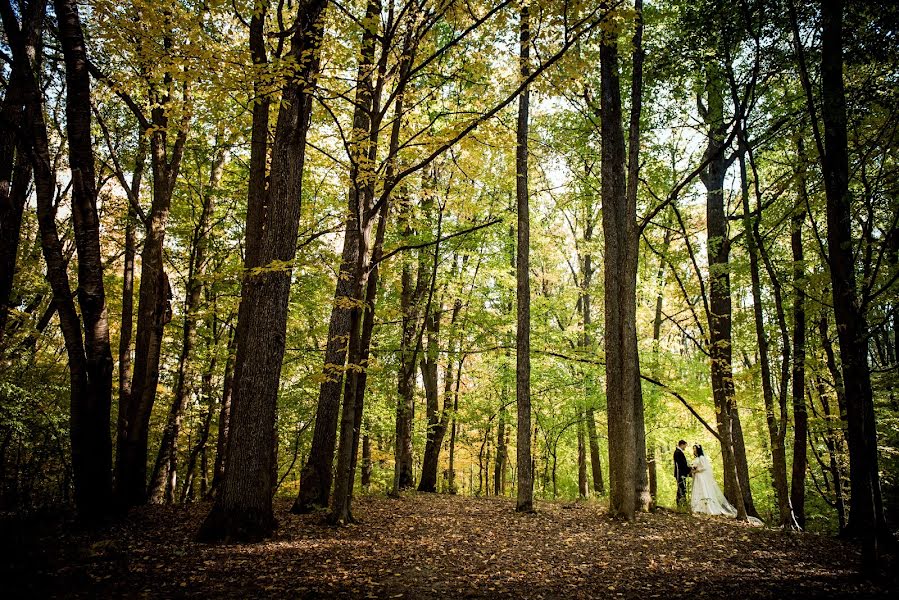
[674,447,691,505]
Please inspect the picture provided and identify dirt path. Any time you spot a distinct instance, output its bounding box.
[4,494,894,598]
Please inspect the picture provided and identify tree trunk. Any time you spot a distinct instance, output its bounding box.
[420,292,460,493]
[294,1,379,508]
[586,408,603,495]
[790,139,809,529]
[393,192,431,493]
[494,404,507,496]
[335,28,416,515]
[515,1,533,513]
[417,305,442,493]
[149,141,225,504]
[601,0,637,521]
[0,32,35,343]
[198,0,326,542]
[3,0,115,521]
[55,0,116,520]
[580,220,604,496]
[448,354,464,494]
[116,14,190,507]
[699,63,748,520]
[577,409,587,499]
[738,146,793,527]
[627,0,651,515]
[116,140,145,485]
[209,326,237,498]
[819,0,883,566]
[361,426,372,490]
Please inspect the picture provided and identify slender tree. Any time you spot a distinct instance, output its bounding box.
[515,0,534,513]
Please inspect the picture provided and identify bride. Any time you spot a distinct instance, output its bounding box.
[690,444,738,517]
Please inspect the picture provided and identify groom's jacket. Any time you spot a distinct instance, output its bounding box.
[673,448,691,479]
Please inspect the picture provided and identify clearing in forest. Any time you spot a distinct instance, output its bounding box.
[3,494,894,598]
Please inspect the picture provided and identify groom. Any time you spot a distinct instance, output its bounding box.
[673,440,691,506]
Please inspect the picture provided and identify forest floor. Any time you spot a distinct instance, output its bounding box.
[3,493,896,599]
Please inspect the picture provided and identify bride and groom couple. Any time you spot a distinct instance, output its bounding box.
[673,439,741,518]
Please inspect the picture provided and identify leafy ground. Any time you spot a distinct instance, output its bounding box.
[3,493,896,598]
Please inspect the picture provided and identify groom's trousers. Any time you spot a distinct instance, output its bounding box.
[676,476,689,505]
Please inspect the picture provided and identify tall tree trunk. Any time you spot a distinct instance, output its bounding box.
[580,215,604,496]
[699,63,749,520]
[205,0,270,502]
[0,33,35,343]
[335,27,416,514]
[819,0,883,566]
[3,0,115,521]
[148,143,225,503]
[601,0,637,521]
[515,0,534,513]
[418,305,441,493]
[116,140,145,484]
[790,138,809,529]
[393,190,431,494]
[116,13,190,508]
[448,354,464,494]
[628,0,650,514]
[420,291,461,493]
[295,0,380,513]
[198,0,326,542]
[738,145,793,527]
[55,0,115,520]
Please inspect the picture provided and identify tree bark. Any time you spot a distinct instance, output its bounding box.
[55,0,116,520]
[0,25,36,343]
[580,211,604,496]
[115,10,190,508]
[420,292,461,493]
[515,0,534,513]
[198,0,326,542]
[790,138,809,529]
[116,139,145,484]
[627,0,651,515]
[819,0,883,566]
[494,403,507,496]
[335,26,416,515]
[736,143,794,527]
[393,193,430,493]
[448,354,464,494]
[586,408,603,495]
[577,409,587,498]
[601,0,637,521]
[296,0,380,512]
[2,0,115,521]
[699,63,749,520]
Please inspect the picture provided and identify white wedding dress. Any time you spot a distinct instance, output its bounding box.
[690,454,738,517]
